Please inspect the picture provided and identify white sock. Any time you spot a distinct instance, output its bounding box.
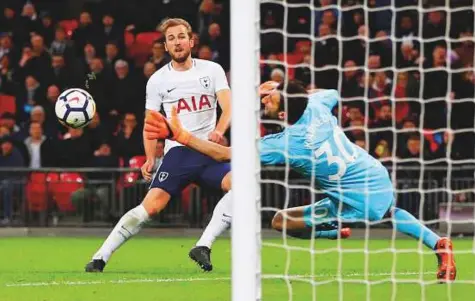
[92,205,150,263]
[196,191,232,248]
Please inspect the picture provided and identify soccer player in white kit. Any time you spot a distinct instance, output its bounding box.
[85,18,233,272]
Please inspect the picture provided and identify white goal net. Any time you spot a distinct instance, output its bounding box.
[232,0,475,300]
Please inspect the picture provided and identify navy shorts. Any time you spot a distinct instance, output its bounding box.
[150,146,230,197]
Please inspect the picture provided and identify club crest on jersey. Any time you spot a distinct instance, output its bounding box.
[158,172,169,182]
[199,76,211,89]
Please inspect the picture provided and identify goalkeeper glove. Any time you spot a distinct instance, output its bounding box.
[144,107,191,145]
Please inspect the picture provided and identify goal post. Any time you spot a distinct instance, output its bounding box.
[230,0,261,300]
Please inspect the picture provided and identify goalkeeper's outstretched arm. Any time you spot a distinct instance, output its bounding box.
[186,133,231,162]
[144,107,231,162]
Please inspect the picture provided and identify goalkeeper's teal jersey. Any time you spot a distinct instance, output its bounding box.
[259,90,394,219]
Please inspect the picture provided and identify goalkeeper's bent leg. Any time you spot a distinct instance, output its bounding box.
[91,188,170,263]
[391,207,440,250]
[271,199,351,239]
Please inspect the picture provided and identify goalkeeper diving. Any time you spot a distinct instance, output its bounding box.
[144,80,456,282]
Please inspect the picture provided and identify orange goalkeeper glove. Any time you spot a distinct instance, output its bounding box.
[143,107,191,145]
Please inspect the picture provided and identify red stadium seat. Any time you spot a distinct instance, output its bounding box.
[25,172,48,212]
[127,43,152,67]
[124,31,135,47]
[123,155,146,187]
[0,95,16,115]
[275,53,304,79]
[59,19,79,38]
[136,32,161,46]
[48,172,84,212]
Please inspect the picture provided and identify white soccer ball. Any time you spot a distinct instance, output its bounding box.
[55,88,96,129]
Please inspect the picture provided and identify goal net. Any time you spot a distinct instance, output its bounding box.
[232,0,475,300]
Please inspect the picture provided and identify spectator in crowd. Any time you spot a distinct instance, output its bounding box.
[294,54,312,87]
[16,75,44,122]
[368,71,392,104]
[397,37,420,69]
[49,26,74,62]
[149,40,168,70]
[23,121,56,168]
[313,23,339,88]
[20,2,41,37]
[370,103,393,156]
[103,41,122,75]
[201,22,226,66]
[270,68,284,84]
[115,113,144,165]
[23,34,51,84]
[26,105,57,139]
[58,127,93,167]
[0,136,25,224]
[423,10,446,57]
[86,113,110,152]
[396,13,418,38]
[191,32,201,57]
[0,6,21,38]
[71,11,98,55]
[423,45,449,129]
[0,113,20,139]
[371,30,393,67]
[0,33,14,61]
[48,53,75,88]
[197,0,219,37]
[100,13,124,52]
[401,134,422,159]
[341,60,363,99]
[77,42,97,76]
[353,134,367,150]
[198,45,213,61]
[43,84,60,123]
[37,11,55,46]
[138,61,156,103]
[111,59,141,117]
[0,53,16,95]
[261,53,284,82]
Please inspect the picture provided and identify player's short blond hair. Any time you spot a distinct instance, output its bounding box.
[159,18,193,39]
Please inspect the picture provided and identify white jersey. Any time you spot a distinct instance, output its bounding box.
[145,59,230,154]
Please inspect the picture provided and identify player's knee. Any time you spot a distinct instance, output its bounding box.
[221,172,232,192]
[142,188,171,215]
[271,211,284,231]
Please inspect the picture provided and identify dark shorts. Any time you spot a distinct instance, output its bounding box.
[150,146,230,197]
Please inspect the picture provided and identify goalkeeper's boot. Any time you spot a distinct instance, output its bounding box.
[189,246,213,272]
[435,237,456,282]
[85,259,106,273]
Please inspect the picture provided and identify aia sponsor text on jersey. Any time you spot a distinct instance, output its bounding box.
[176,95,212,113]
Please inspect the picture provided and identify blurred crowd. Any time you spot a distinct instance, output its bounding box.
[260,0,474,162]
[0,0,473,172]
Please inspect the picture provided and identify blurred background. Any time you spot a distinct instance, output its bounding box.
[0,0,473,233]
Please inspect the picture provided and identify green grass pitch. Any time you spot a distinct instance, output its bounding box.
[0,237,474,301]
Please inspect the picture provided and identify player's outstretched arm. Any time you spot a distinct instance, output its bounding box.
[144,107,231,162]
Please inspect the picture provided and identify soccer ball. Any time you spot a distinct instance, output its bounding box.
[55,88,96,129]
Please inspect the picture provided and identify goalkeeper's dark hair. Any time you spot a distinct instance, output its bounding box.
[277,80,308,124]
